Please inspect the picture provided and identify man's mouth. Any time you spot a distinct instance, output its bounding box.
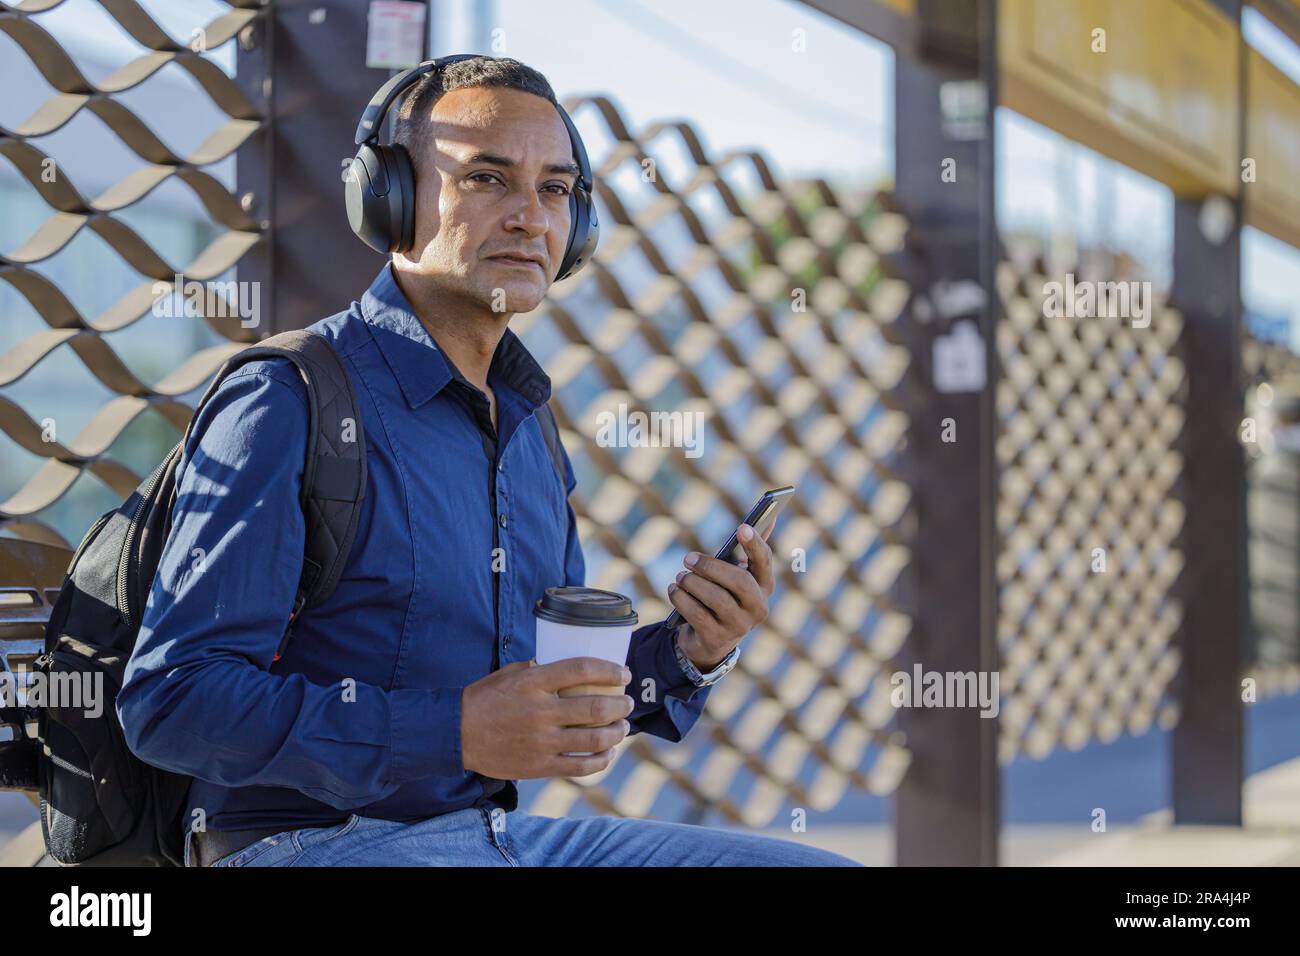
[488,254,544,272]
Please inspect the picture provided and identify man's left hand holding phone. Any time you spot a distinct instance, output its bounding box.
[667,519,778,672]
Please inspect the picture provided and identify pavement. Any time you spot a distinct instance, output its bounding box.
[5,756,1300,866]
[0,790,40,866]
[731,755,1300,866]
[1039,756,1300,866]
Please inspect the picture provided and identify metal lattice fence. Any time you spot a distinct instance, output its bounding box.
[994,251,1187,762]
[513,97,915,824]
[1243,331,1300,698]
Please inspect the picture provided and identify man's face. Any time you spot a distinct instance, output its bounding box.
[400,85,577,315]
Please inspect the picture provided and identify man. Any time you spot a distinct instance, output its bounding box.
[117,55,857,867]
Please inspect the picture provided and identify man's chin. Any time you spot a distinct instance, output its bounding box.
[479,279,546,315]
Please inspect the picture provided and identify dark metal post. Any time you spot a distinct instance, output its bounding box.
[891,0,1001,866]
[235,1,393,335]
[1170,0,1247,826]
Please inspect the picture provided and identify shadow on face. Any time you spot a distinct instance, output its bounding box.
[396,85,578,317]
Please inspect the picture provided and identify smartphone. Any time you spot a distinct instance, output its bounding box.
[664,485,796,630]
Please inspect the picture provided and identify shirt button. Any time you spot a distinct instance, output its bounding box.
[499,513,508,528]
[503,635,511,650]
[497,461,504,472]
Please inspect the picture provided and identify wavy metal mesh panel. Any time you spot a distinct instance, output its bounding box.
[1,0,263,546]
[994,253,1186,762]
[511,97,915,825]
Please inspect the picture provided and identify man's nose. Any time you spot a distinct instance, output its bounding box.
[503,187,549,238]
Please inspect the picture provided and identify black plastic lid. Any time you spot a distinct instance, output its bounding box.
[533,586,638,627]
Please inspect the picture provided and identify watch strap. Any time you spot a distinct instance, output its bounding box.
[672,629,739,686]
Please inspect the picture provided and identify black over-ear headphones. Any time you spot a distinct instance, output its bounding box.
[344,54,599,281]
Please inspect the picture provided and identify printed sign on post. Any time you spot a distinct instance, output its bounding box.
[366,0,427,70]
[933,320,987,393]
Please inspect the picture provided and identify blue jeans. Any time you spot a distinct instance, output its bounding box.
[183,807,861,867]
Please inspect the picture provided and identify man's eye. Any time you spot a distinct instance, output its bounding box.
[546,183,572,196]
[469,173,501,185]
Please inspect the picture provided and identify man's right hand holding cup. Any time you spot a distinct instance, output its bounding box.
[460,657,633,780]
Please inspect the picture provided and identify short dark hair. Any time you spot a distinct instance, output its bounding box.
[392,56,559,175]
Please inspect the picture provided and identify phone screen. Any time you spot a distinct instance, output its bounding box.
[664,486,795,631]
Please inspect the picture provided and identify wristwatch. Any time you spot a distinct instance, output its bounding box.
[671,629,740,686]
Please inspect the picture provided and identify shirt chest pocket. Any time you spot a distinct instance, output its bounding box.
[509,421,572,583]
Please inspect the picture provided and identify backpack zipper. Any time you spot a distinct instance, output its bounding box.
[116,453,171,631]
[47,751,94,780]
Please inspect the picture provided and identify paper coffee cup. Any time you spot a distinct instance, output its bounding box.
[534,587,638,753]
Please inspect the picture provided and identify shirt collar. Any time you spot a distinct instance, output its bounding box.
[360,263,552,410]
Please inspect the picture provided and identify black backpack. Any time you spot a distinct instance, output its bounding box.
[29,329,568,866]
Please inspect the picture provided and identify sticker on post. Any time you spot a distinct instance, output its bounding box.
[933,319,987,393]
[366,1,427,70]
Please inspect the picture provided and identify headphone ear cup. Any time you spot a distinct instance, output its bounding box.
[556,186,599,281]
[384,143,417,253]
[346,144,395,253]
[345,144,416,253]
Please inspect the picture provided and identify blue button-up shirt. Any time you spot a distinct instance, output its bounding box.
[117,264,712,833]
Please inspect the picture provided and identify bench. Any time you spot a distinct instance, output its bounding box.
[0,536,72,866]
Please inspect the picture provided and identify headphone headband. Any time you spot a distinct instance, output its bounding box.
[352,54,591,190]
[353,54,478,145]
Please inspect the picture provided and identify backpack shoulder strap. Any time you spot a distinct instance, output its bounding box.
[535,401,568,490]
[183,330,366,619]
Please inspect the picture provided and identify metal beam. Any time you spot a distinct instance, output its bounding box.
[796,0,920,52]
[891,0,1001,867]
[235,1,394,336]
[1171,0,1247,826]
